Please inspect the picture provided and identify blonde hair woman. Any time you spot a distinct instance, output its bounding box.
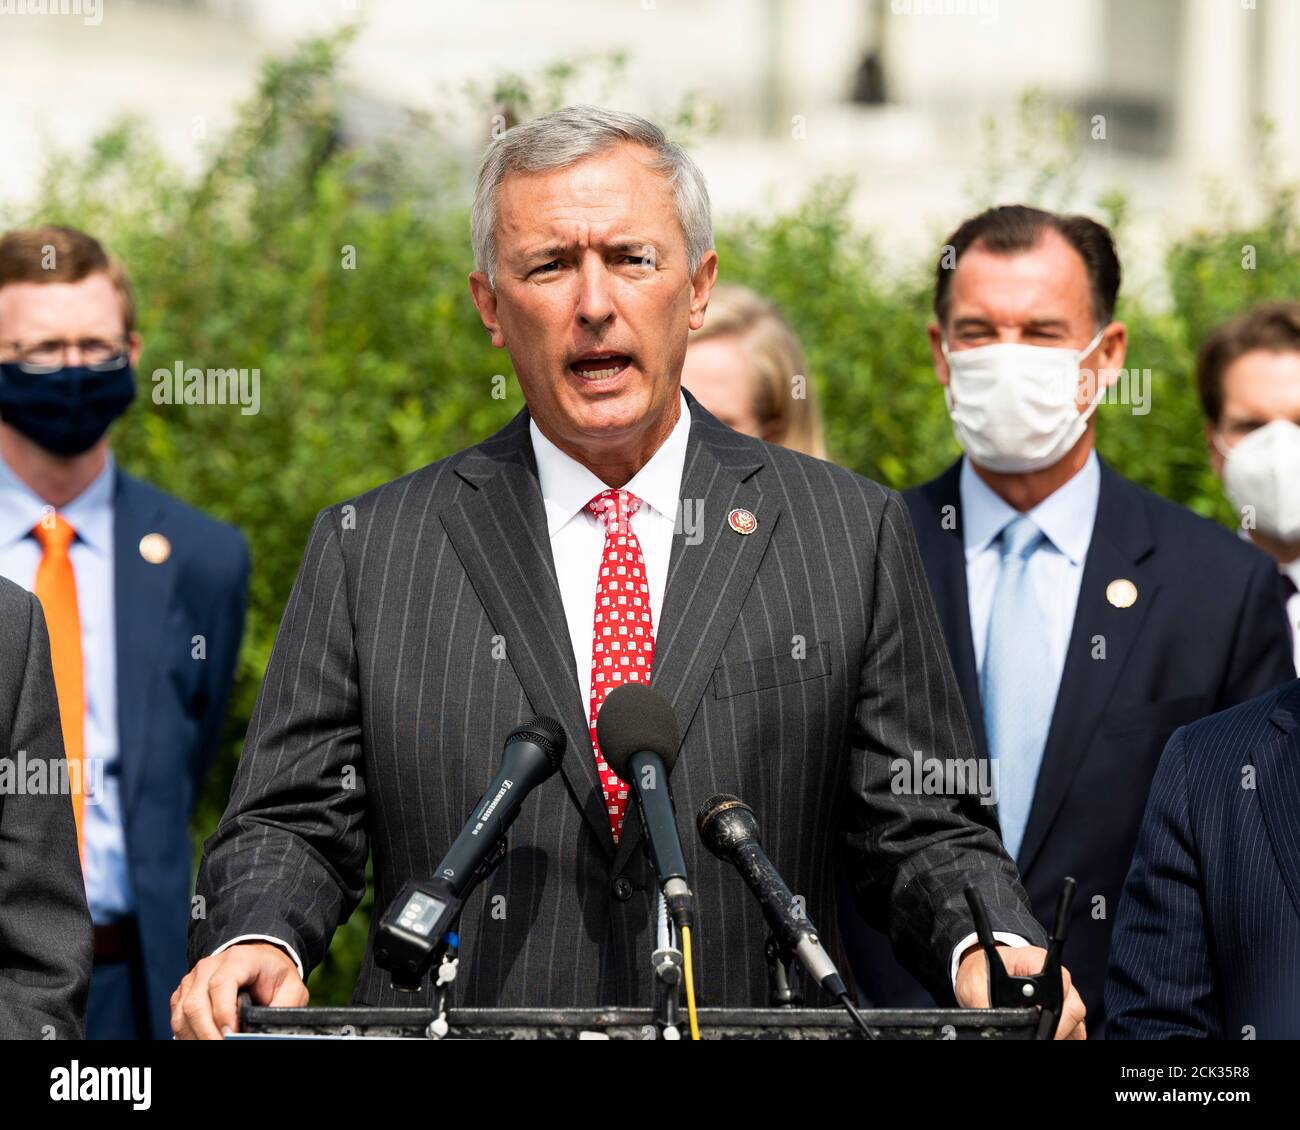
[682,283,828,459]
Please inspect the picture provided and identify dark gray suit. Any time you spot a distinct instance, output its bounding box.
[0,575,93,1038]
[191,395,1044,1008]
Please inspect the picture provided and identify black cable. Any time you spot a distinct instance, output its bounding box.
[838,992,877,1040]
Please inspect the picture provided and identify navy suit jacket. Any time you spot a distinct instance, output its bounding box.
[1107,678,1300,1038]
[112,469,247,1038]
[842,456,1295,1035]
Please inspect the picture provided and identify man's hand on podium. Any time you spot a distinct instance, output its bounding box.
[955,943,1086,1040]
[171,942,309,1039]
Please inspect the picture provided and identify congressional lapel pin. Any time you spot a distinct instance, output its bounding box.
[139,532,171,565]
[728,508,757,536]
[1106,578,1137,609]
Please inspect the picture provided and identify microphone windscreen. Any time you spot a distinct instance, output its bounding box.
[506,715,567,772]
[595,683,680,782]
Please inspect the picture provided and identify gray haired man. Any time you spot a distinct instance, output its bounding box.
[174,106,1083,1038]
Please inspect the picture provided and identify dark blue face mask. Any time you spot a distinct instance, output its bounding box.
[0,361,136,456]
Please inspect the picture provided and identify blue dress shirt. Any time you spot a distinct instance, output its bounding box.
[0,450,135,924]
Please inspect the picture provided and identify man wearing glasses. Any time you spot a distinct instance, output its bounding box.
[0,225,249,1039]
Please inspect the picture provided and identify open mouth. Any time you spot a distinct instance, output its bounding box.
[568,353,633,381]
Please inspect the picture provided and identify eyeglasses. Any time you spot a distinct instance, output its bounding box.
[3,337,130,374]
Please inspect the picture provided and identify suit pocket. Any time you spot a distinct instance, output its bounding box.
[1100,693,1216,737]
[711,643,831,699]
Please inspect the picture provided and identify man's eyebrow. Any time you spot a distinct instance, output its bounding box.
[606,238,662,257]
[515,237,663,264]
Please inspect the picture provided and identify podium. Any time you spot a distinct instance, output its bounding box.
[237,1000,1039,1039]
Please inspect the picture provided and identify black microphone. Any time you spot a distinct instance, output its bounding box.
[376,716,567,990]
[595,683,693,928]
[435,715,567,894]
[697,793,847,999]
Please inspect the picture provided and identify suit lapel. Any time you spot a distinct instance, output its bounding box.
[1252,682,1300,922]
[911,462,986,756]
[612,403,781,875]
[438,412,607,852]
[1016,462,1157,876]
[114,471,175,816]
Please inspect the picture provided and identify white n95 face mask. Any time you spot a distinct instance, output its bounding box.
[1216,419,1300,542]
[941,329,1105,474]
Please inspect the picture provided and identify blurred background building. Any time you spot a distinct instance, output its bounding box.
[5,0,1299,285]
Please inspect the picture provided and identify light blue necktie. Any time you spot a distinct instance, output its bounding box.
[981,514,1053,861]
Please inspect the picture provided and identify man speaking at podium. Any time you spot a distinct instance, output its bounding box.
[173,106,1084,1038]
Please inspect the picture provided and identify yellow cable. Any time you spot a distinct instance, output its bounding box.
[680,924,701,1041]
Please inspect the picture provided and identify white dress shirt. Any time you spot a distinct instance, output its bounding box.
[1284,558,1300,676]
[531,393,691,709]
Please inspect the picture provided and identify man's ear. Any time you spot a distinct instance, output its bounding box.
[1094,322,1128,386]
[468,271,506,348]
[687,250,718,332]
[928,322,949,387]
[128,331,143,367]
[1205,419,1227,477]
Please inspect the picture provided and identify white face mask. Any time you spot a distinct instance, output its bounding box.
[941,329,1105,474]
[1215,419,1300,543]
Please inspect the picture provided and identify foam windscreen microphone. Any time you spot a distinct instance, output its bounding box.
[596,683,692,927]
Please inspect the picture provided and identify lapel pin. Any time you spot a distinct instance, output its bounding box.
[1106,578,1137,609]
[728,508,757,536]
[139,532,171,565]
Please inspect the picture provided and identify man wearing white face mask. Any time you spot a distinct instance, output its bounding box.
[840,205,1294,1036]
[1199,302,1300,675]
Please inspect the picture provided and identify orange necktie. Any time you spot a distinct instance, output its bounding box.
[33,513,86,859]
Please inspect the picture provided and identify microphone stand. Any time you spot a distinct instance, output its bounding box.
[420,836,511,1040]
[764,934,802,1007]
[651,891,683,1040]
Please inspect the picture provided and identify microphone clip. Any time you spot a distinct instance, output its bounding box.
[963,877,1076,1040]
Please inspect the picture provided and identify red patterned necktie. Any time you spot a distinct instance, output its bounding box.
[587,488,656,843]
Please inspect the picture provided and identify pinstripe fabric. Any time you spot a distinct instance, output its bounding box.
[1106,678,1300,1038]
[189,395,1044,1008]
[0,577,92,1037]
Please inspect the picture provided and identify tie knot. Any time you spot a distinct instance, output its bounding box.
[998,514,1042,561]
[587,488,642,533]
[32,512,76,554]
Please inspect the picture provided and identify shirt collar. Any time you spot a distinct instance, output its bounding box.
[530,392,691,537]
[960,450,1099,566]
[0,448,116,554]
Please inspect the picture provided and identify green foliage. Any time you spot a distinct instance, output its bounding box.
[9,36,1299,1004]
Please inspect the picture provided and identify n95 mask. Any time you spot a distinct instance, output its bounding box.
[1216,419,1300,542]
[941,329,1105,473]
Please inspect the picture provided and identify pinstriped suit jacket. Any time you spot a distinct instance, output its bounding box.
[190,394,1045,1008]
[1106,678,1300,1038]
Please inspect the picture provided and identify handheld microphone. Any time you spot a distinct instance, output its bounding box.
[375,716,566,990]
[436,715,567,894]
[595,683,693,928]
[697,793,848,999]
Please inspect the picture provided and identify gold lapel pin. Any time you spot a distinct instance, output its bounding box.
[139,532,171,565]
[728,508,757,535]
[1106,578,1138,609]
